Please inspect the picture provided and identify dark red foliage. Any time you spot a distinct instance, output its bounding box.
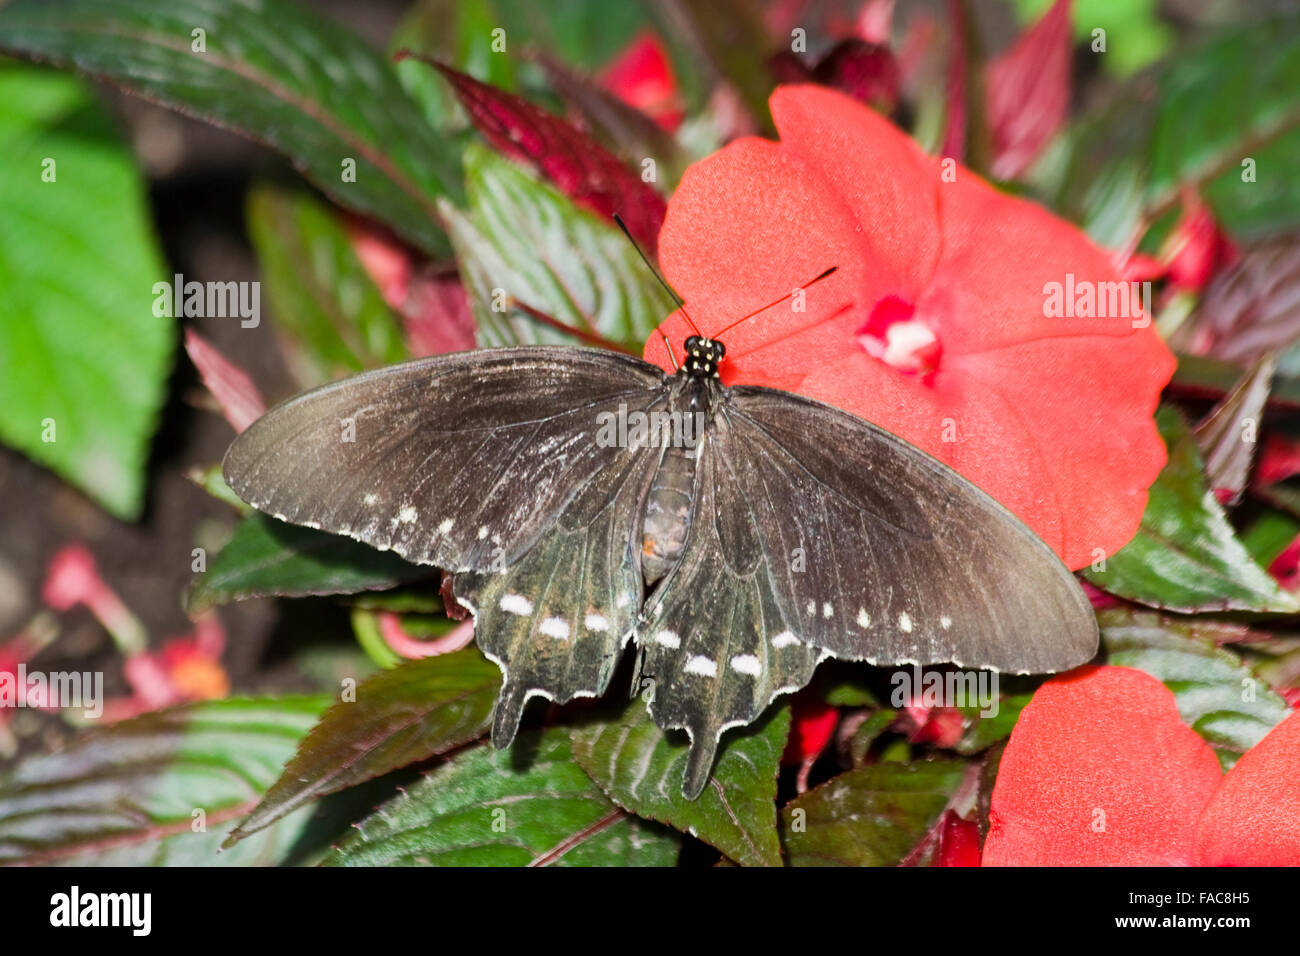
[424,59,667,254]
[770,38,900,113]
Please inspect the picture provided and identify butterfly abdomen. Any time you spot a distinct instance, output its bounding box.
[641,441,698,584]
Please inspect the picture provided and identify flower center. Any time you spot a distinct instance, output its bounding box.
[855,295,942,376]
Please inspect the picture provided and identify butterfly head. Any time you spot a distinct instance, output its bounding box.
[683,335,725,378]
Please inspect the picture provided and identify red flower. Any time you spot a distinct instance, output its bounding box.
[347,218,477,358]
[43,544,146,655]
[1159,191,1238,294]
[983,666,1300,865]
[1267,535,1300,590]
[896,700,964,748]
[782,693,839,765]
[644,85,1173,570]
[934,810,982,866]
[599,31,684,132]
[108,613,230,721]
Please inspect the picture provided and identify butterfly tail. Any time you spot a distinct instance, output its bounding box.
[491,683,527,748]
[681,734,719,800]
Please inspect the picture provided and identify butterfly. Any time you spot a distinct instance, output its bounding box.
[223,250,1098,799]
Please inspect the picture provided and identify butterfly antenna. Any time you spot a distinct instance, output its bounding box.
[612,213,703,337]
[659,330,680,371]
[711,267,838,339]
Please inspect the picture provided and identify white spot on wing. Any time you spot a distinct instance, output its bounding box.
[438,517,454,534]
[941,615,952,629]
[499,593,533,616]
[398,506,418,524]
[730,654,762,676]
[584,613,609,632]
[822,602,833,619]
[539,617,570,640]
[363,493,378,506]
[899,612,913,633]
[685,655,717,677]
[654,630,680,649]
[478,525,489,540]
[772,631,800,648]
[805,600,816,616]
[857,608,871,628]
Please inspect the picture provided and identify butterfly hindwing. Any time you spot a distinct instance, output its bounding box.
[636,436,823,798]
[222,347,666,572]
[452,429,664,745]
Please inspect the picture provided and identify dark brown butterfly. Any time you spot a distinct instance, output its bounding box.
[223,320,1097,797]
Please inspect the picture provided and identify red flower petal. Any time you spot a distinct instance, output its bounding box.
[935,810,982,866]
[782,693,839,765]
[599,31,684,131]
[1161,192,1238,294]
[1195,709,1300,865]
[982,666,1222,866]
[645,85,1172,570]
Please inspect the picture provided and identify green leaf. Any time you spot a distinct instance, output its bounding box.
[1240,510,1300,568]
[441,143,675,350]
[0,696,327,865]
[570,699,789,867]
[492,0,653,70]
[392,0,517,132]
[226,648,500,845]
[246,185,409,387]
[187,513,432,613]
[1173,353,1300,412]
[186,463,250,513]
[0,63,171,519]
[956,694,1032,755]
[1084,406,1300,613]
[0,0,462,256]
[327,729,680,866]
[1099,607,1292,769]
[1058,17,1300,242]
[655,0,774,133]
[846,709,898,767]
[1146,17,1300,236]
[1192,353,1275,505]
[780,759,968,867]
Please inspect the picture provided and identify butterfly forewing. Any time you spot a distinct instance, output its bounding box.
[222,347,665,572]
